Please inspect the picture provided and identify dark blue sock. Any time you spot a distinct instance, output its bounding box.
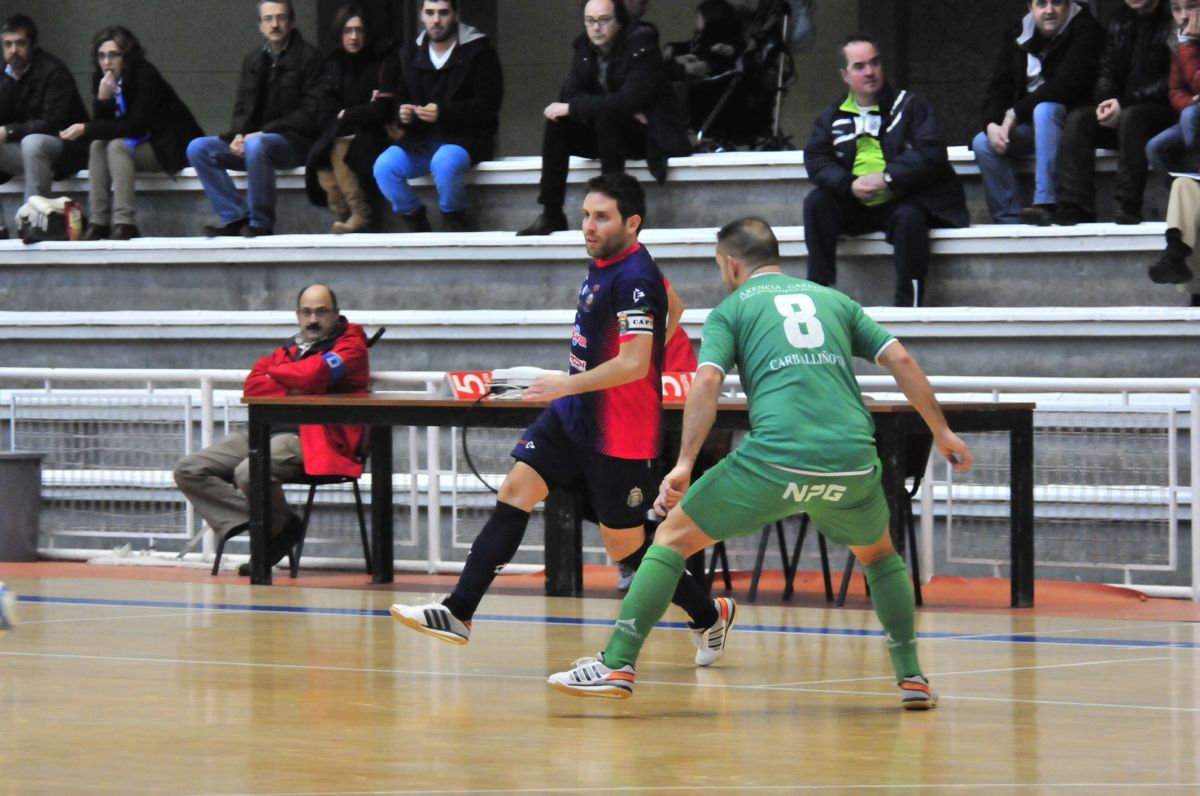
[443,501,530,621]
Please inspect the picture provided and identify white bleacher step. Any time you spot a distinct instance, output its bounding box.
[0,147,1122,195]
[0,222,1167,264]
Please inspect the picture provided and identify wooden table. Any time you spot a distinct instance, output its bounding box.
[244,396,1036,606]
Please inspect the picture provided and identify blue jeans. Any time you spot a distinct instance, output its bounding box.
[373,141,471,215]
[971,102,1065,223]
[186,133,303,229]
[1146,105,1200,174]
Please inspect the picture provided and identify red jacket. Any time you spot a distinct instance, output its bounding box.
[243,320,371,477]
[1169,41,1200,114]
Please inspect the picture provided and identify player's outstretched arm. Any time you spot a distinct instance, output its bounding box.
[655,365,723,514]
[877,341,973,473]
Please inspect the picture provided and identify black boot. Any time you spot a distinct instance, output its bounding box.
[442,210,470,232]
[400,205,432,233]
[516,207,568,236]
[1149,231,1194,285]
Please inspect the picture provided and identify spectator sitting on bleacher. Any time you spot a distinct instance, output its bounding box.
[1145,1,1200,175]
[187,0,322,238]
[971,0,1104,225]
[372,0,503,233]
[0,14,88,222]
[1055,0,1174,226]
[802,34,968,308]
[1146,175,1200,303]
[516,0,690,236]
[58,26,202,241]
[173,284,371,576]
[304,4,396,235]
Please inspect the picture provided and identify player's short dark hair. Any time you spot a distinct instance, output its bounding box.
[296,284,338,309]
[840,33,880,69]
[716,217,779,270]
[1,14,37,45]
[424,0,459,11]
[585,173,646,228]
[579,0,630,30]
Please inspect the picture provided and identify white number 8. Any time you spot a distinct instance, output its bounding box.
[774,293,825,349]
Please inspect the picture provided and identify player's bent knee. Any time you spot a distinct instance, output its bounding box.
[656,507,715,559]
[850,525,896,567]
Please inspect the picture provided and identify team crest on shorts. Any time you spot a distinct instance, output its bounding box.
[626,487,643,508]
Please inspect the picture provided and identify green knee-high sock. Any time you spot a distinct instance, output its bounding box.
[864,553,923,681]
[603,544,686,669]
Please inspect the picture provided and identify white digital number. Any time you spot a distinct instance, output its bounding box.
[773,293,825,349]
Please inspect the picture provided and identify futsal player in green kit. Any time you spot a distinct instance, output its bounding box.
[548,217,974,709]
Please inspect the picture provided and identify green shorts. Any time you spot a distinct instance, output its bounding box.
[679,449,890,547]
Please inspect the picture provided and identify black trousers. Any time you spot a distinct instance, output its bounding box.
[536,114,646,209]
[1057,102,1173,218]
[803,186,931,307]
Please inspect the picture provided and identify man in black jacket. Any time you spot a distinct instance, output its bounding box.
[803,35,968,308]
[0,14,88,206]
[372,0,503,233]
[517,0,689,236]
[187,0,322,237]
[970,0,1104,225]
[1056,0,1173,225]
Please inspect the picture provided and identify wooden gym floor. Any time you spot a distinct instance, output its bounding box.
[1,561,1198,795]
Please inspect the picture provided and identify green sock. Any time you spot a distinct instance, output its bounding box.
[603,544,685,669]
[864,553,922,681]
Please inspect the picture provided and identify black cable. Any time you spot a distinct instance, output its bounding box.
[461,392,499,494]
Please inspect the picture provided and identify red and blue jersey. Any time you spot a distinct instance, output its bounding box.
[552,243,666,459]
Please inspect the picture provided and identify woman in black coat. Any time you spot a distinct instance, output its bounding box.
[59,26,202,240]
[304,4,396,233]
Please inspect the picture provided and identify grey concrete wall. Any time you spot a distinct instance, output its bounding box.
[0,1,320,137]
[0,1,860,157]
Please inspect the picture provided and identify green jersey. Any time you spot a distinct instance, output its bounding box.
[697,272,896,473]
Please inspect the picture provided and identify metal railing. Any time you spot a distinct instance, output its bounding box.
[1,368,1197,600]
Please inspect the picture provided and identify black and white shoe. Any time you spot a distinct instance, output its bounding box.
[389,601,471,645]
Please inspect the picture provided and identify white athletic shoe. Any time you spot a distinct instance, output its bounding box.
[0,582,15,636]
[389,601,471,645]
[898,675,938,710]
[690,596,736,666]
[547,653,636,699]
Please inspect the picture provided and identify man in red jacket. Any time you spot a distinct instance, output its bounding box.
[173,284,370,572]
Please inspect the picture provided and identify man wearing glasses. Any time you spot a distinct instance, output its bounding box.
[518,0,689,236]
[187,0,322,237]
[173,284,371,574]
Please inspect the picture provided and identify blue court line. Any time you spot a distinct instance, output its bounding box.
[16,594,1200,650]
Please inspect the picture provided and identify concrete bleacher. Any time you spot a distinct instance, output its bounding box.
[0,223,1187,314]
[0,147,1157,236]
[0,307,1195,379]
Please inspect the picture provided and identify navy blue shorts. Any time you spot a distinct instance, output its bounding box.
[511,408,656,529]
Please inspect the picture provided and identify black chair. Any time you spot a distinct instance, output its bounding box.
[745,515,833,603]
[286,473,372,578]
[835,432,933,607]
[211,522,295,576]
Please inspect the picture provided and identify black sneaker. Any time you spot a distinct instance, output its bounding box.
[241,225,273,237]
[203,218,249,237]
[1113,209,1143,225]
[1018,204,1056,226]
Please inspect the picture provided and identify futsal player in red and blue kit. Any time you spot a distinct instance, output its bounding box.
[391,173,736,666]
